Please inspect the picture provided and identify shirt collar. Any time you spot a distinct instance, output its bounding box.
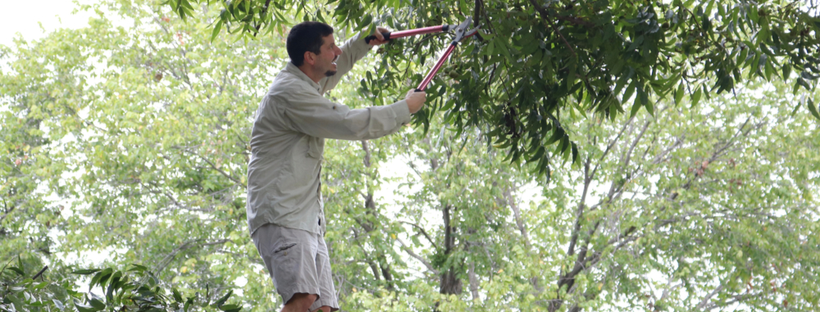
[285,62,323,94]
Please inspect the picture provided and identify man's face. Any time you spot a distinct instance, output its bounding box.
[314,34,343,77]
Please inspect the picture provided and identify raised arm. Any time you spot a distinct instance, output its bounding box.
[320,27,392,93]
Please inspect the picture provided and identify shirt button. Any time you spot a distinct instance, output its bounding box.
[318,218,322,225]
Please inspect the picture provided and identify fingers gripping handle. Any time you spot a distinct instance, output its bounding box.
[364,25,450,44]
[364,32,392,44]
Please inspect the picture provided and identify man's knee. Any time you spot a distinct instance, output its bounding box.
[283,293,317,312]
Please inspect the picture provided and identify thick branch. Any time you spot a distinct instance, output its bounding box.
[361,140,371,168]
[468,262,480,301]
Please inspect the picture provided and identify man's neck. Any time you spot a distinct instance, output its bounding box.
[297,64,323,84]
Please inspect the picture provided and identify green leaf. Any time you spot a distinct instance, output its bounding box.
[797,78,811,91]
[644,99,655,117]
[211,19,223,42]
[691,87,703,108]
[630,94,642,117]
[89,298,106,310]
[6,267,25,276]
[358,14,373,31]
[212,290,234,307]
[173,288,184,302]
[73,269,101,275]
[623,79,638,104]
[528,146,545,162]
[128,264,149,273]
[219,304,242,312]
[808,98,820,121]
[570,143,579,165]
[74,302,99,312]
[674,83,685,105]
[545,127,564,145]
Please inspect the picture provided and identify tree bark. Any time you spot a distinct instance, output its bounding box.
[439,204,463,295]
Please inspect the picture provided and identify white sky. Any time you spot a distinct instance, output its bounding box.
[0,0,92,48]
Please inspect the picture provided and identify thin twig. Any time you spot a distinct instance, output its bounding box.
[32,266,48,280]
[528,0,577,58]
[253,0,273,37]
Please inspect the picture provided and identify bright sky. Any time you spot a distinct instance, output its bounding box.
[0,0,92,48]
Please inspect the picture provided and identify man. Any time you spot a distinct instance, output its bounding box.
[246,21,426,312]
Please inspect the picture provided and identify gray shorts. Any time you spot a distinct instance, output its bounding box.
[252,224,339,311]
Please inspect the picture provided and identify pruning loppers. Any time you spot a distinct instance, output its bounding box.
[365,17,479,91]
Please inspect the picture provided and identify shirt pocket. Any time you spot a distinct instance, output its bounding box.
[306,137,324,159]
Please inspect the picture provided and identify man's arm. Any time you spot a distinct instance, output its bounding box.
[278,87,412,141]
[320,27,391,93]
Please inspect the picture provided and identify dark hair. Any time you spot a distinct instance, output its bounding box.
[287,22,334,67]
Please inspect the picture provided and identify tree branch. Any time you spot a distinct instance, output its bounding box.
[252,0,273,37]
[528,0,577,58]
[697,283,725,309]
[155,238,232,274]
[397,238,440,275]
[192,149,245,188]
[505,186,531,248]
[350,227,381,281]
[399,221,439,251]
[32,266,48,280]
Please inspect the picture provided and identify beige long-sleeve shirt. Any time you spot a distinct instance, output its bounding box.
[247,33,411,235]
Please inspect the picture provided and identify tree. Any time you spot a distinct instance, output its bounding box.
[1,0,274,309]
[2,1,819,311]
[166,0,820,174]
[343,80,820,312]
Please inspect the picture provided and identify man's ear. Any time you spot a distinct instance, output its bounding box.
[303,51,315,66]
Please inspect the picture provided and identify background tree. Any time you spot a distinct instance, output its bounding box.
[340,80,820,312]
[167,0,820,174]
[2,0,276,309]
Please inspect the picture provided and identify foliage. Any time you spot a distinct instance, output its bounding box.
[0,256,238,312]
[167,0,820,175]
[0,256,70,312]
[2,1,819,312]
[69,264,240,312]
[2,0,276,309]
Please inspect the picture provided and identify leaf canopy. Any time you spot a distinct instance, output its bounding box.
[167,0,820,173]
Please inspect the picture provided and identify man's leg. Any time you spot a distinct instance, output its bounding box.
[281,293,316,312]
[252,225,323,312]
[308,234,339,312]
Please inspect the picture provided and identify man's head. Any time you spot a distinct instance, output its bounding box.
[287,22,342,80]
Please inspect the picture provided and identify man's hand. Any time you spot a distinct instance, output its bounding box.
[368,26,391,46]
[405,89,426,114]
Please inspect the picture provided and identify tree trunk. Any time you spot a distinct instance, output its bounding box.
[439,204,462,295]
